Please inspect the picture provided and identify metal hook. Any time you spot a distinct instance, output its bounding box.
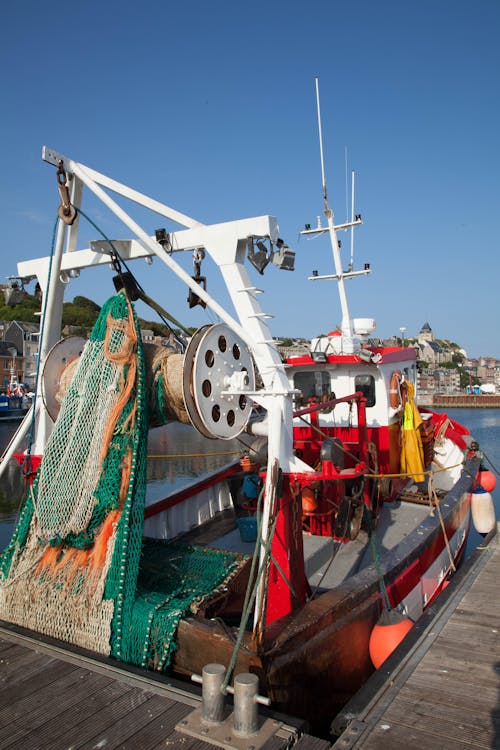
[56,160,77,225]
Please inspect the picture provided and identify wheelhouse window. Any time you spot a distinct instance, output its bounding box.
[293,371,331,407]
[354,374,376,407]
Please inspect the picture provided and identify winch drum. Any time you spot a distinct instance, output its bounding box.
[182,323,255,440]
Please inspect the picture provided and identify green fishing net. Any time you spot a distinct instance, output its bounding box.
[0,292,149,657]
[0,291,243,669]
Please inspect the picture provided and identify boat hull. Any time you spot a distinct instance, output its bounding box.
[169,456,477,730]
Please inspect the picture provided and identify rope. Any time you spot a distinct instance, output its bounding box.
[295,413,464,482]
[366,506,392,611]
[367,462,465,480]
[75,208,190,342]
[309,539,342,599]
[221,465,282,693]
[427,474,456,572]
[147,451,240,459]
[481,450,500,478]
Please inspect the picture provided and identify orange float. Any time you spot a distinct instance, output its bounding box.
[478,469,496,493]
[369,608,414,669]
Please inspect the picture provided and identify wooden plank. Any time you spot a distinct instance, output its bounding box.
[76,693,177,750]
[4,680,133,750]
[357,721,479,750]
[0,632,302,750]
[422,640,500,669]
[148,696,195,736]
[452,604,499,628]
[433,636,499,661]
[395,679,499,717]
[412,649,500,690]
[0,645,49,682]
[262,737,295,750]
[441,617,500,653]
[294,735,332,750]
[122,703,193,750]
[383,694,498,748]
[0,655,77,706]
[0,668,114,746]
[33,680,141,749]
[0,639,25,656]
[459,578,499,600]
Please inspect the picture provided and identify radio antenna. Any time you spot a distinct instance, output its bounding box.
[315,77,329,214]
[303,77,368,339]
[349,170,355,272]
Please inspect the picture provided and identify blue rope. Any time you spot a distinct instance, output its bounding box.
[75,207,189,343]
[76,207,124,264]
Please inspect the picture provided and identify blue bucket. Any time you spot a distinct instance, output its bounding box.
[237,516,258,543]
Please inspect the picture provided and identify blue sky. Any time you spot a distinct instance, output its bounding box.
[1,0,498,357]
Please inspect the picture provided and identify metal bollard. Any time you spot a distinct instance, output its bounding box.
[201,663,226,724]
[233,672,259,737]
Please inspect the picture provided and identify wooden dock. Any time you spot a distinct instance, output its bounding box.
[0,624,330,750]
[332,524,500,749]
[1,530,499,750]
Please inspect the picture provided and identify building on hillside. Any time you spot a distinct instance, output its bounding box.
[476,357,499,391]
[417,367,461,394]
[418,322,433,344]
[1,321,39,389]
[463,357,500,391]
[0,280,27,307]
[417,322,452,365]
[140,329,155,343]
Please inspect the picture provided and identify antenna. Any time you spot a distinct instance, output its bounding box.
[315,77,329,213]
[349,170,355,272]
[345,147,349,225]
[313,78,351,336]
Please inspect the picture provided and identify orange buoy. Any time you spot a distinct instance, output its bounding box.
[369,608,414,669]
[478,469,497,493]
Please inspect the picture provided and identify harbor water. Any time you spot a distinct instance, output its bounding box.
[0,409,499,554]
[437,408,500,555]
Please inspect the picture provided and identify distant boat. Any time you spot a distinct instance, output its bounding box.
[0,393,29,420]
[0,365,30,421]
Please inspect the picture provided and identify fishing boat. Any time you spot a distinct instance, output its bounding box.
[0,86,490,733]
[0,367,30,422]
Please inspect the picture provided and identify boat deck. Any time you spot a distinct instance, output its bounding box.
[331,524,500,749]
[203,496,431,593]
[0,626,330,750]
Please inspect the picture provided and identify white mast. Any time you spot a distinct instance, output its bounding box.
[349,170,355,272]
[314,77,353,337]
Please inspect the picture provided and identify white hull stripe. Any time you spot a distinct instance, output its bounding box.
[400,509,470,622]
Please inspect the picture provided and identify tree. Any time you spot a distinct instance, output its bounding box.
[62,297,101,330]
[0,293,41,323]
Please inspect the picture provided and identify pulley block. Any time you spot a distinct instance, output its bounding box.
[182,323,255,440]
